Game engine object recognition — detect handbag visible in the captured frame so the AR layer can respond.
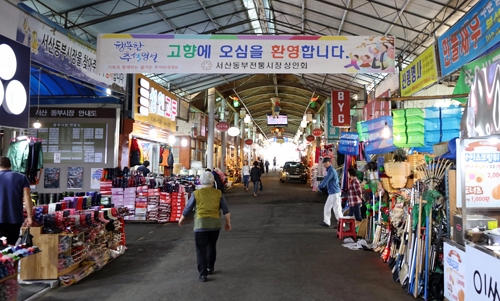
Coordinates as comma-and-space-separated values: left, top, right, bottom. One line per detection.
20, 228, 33, 247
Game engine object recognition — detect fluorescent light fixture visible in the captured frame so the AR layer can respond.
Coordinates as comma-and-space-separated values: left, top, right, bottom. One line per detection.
382, 122, 391, 139
33, 119, 41, 129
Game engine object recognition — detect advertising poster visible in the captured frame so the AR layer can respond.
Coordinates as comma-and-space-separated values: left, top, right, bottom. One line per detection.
400, 46, 438, 96
444, 242, 466, 301
465, 245, 500, 301
325, 100, 340, 141
43, 168, 60, 189
97, 34, 395, 74
438, 0, 500, 76
464, 138, 500, 207
67, 167, 84, 189
90, 168, 103, 190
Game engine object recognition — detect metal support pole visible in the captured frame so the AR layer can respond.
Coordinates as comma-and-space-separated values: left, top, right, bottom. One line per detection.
207, 88, 215, 169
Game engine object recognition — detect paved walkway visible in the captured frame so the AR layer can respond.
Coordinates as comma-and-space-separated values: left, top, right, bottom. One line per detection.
38, 171, 415, 301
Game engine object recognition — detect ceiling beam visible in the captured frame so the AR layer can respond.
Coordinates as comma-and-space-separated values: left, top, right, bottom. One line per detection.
337, 0, 351, 35
385, 0, 412, 35
198, 0, 220, 31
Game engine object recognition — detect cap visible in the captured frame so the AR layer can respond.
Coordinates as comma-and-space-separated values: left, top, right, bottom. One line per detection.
322, 157, 331, 163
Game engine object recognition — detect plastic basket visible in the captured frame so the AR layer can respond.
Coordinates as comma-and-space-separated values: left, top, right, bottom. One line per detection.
339, 139, 358, 146
393, 124, 425, 134
408, 152, 425, 172
359, 116, 393, 133
364, 138, 399, 155
392, 108, 424, 118
393, 116, 425, 127
424, 130, 459, 144
424, 117, 461, 131
390, 176, 408, 189
381, 177, 396, 192
394, 133, 425, 147
338, 144, 359, 155
340, 132, 360, 140
425, 106, 462, 119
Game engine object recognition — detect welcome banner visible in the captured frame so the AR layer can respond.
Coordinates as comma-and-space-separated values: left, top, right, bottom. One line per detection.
96, 34, 395, 74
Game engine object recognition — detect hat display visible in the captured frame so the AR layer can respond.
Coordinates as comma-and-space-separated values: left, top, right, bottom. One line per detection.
322, 157, 331, 163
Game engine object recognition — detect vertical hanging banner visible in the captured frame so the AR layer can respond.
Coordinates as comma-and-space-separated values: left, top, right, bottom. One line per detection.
331, 91, 350, 127
438, 0, 500, 76
400, 46, 438, 96
325, 99, 340, 141
96, 34, 395, 74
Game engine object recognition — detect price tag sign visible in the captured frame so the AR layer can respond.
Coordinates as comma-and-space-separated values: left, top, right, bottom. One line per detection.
464, 138, 500, 207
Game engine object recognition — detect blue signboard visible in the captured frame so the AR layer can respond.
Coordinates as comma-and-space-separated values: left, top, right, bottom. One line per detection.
438, 0, 500, 76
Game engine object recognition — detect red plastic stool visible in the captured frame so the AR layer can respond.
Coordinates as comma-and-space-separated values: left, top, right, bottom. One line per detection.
337, 217, 356, 240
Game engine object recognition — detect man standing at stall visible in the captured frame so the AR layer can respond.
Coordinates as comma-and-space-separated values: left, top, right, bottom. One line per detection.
318, 157, 342, 228
0, 157, 33, 245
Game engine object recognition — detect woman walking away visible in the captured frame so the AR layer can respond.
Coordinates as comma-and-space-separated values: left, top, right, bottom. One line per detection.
250, 161, 262, 197
242, 160, 251, 192
178, 172, 231, 282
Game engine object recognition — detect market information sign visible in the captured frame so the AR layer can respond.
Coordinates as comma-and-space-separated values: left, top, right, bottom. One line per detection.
463, 138, 500, 208
0, 33, 30, 129
132, 74, 176, 131
400, 46, 438, 96
465, 244, 500, 301
30, 107, 116, 119
16, 7, 126, 93
438, 0, 500, 77
444, 242, 466, 301
30, 123, 108, 164
96, 34, 395, 74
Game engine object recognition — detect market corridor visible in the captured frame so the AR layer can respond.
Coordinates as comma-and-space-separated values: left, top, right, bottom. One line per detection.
38, 172, 414, 301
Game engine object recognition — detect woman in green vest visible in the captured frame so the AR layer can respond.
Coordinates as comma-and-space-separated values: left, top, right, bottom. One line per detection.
179, 171, 231, 282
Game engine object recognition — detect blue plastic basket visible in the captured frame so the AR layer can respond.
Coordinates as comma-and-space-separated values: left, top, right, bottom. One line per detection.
358, 116, 393, 133
424, 129, 459, 144
425, 106, 462, 119
424, 117, 461, 131
364, 138, 399, 155
339, 144, 359, 155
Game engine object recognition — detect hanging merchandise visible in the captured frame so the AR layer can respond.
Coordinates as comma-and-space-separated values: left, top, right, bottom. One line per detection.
6, 136, 44, 185
129, 138, 141, 167
360, 116, 398, 155
392, 109, 425, 148
424, 106, 462, 149
338, 132, 359, 156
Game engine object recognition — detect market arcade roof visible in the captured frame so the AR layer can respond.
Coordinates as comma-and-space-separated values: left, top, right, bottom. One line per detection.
19, 0, 479, 138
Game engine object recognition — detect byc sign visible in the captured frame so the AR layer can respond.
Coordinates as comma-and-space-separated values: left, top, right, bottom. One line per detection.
331, 90, 350, 127
137, 77, 177, 121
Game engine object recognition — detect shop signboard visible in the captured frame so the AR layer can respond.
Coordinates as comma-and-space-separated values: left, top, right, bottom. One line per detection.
465, 244, 500, 301
96, 34, 395, 74
400, 46, 438, 96
444, 242, 466, 301
463, 137, 500, 208
30, 107, 116, 119
331, 91, 350, 127
438, 0, 500, 77
465, 61, 500, 138
453, 43, 500, 103
362, 100, 391, 121
216, 121, 230, 131
306, 135, 315, 142
325, 99, 340, 141
0, 33, 30, 129
132, 74, 177, 132
16, 8, 126, 93
312, 128, 323, 137
244, 139, 253, 145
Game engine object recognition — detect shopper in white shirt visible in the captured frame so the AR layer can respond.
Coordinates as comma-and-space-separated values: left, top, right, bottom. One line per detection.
242, 160, 251, 192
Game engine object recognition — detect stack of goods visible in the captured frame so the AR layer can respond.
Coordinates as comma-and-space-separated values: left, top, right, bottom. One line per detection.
123, 187, 137, 220
359, 116, 398, 154
134, 185, 149, 221
169, 186, 188, 222
158, 192, 172, 223
424, 106, 462, 154
59, 264, 95, 287
146, 188, 160, 221
0, 278, 18, 301
338, 132, 360, 156
392, 108, 425, 148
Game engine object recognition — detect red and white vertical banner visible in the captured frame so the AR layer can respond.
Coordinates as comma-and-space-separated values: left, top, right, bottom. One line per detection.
331, 91, 350, 127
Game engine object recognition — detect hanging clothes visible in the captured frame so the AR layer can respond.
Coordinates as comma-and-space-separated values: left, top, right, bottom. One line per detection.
130, 138, 141, 167
6, 138, 43, 185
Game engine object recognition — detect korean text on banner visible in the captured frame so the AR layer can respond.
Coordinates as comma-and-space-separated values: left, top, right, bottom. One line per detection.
96, 34, 395, 74
16, 8, 126, 93
465, 245, 500, 301
443, 242, 466, 301
331, 91, 350, 127
400, 46, 438, 96
325, 100, 340, 141
438, 0, 500, 76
